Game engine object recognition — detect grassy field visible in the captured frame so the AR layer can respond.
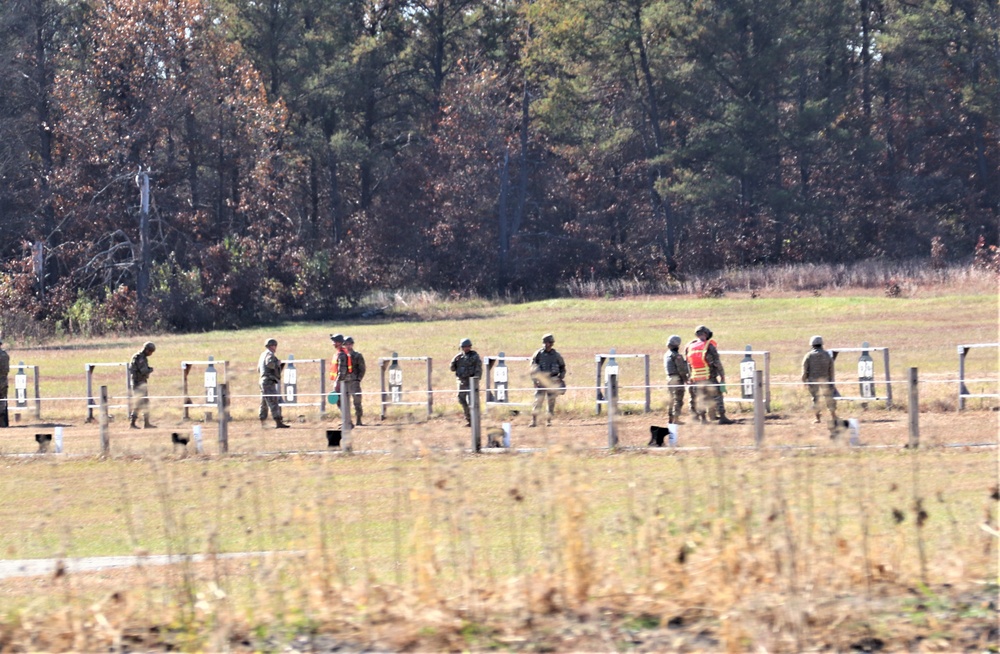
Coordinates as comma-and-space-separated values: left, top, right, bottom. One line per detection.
1, 287, 997, 424
0, 446, 995, 651
0, 288, 997, 651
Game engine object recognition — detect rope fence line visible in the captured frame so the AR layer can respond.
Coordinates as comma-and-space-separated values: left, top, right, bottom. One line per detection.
5, 375, 999, 405
4, 366, 998, 457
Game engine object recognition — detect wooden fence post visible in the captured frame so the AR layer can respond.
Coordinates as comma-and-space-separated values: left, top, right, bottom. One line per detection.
217, 383, 229, 454
607, 374, 619, 449
470, 377, 481, 452
753, 370, 765, 447
99, 385, 110, 456
908, 367, 919, 449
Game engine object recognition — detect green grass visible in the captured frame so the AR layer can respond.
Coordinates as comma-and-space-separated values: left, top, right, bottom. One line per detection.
0, 289, 996, 651
0, 448, 991, 565
4, 290, 997, 424
0, 438, 996, 651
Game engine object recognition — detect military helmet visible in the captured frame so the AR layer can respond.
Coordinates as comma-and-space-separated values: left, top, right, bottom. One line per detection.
668, 335, 682, 348
344, 336, 354, 344
810, 335, 823, 347
695, 325, 711, 337
265, 338, 278, 347
542, 333, 555, 344
330, 333, 344, 344
460, 338, 472, 348
143, 341, 156, 352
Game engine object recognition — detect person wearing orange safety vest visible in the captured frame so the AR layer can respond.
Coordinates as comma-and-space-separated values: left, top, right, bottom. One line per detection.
684, 325, 734, 425
329, 333, 345, 418
335, 336, 366, 426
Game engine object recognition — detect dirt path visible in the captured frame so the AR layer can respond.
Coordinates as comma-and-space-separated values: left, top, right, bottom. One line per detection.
0, 551, 285, 580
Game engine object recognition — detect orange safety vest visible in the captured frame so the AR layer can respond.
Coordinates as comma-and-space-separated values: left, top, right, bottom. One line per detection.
686, 338, 717, 381
330, 346, 348, 380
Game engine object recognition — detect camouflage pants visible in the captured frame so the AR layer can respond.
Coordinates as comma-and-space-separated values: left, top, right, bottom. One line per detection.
692, 379, 726, 420
667, 375, 686, 422
259, 380, 283, 422
338, 379, 363, 422
808, 382, 838, 428
533, 389, 559, 419
457, 378, 479, 423
130, 382, 150, 420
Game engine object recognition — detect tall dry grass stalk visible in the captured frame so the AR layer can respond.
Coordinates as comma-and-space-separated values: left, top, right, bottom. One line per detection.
0, 445, 994, 652
562, 260, 998, 298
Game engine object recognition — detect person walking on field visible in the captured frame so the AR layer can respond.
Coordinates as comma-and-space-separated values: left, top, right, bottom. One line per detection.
258, 338, 290, 428
663, 335, 689, 424
802, 335, 839, 435
328, 333, 345, 419
129, 342, 157, 429
0, 339, 9, 428
530, 333, 566, 427
685, 326, 734, 425
336, 336, 366, 426
451, 338, 483, 426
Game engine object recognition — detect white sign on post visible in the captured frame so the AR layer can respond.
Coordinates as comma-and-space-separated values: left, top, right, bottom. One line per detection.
14, 369, 27, 406
739, 359, 755, 398
858, 355, 875, 398
389, 366, 403, 403
493, 365, 508, 402
205, 370, 217, 404
283, 361, 298, 403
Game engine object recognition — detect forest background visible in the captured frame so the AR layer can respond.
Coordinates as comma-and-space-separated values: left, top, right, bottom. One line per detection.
0, 0, 997, 338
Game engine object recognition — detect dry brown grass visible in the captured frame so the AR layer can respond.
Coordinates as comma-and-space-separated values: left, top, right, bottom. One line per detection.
0, 281, 996, 652
0, 428, 995, 652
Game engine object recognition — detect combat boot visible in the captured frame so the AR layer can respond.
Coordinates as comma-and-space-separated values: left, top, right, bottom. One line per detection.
698, 413, 707, 424
355, 409, 364, 426
717, 415, 735, 425
814, 412, 822, 424
143, 415, 157, 429
529, 416, 537, 428
275, 419, 290, 429
129, 414, 139, 430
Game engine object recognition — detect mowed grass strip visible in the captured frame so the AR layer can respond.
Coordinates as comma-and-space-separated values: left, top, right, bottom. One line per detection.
0, 448, 992, 570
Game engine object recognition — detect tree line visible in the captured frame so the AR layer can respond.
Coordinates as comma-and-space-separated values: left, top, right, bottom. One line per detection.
0, 0, 996, 336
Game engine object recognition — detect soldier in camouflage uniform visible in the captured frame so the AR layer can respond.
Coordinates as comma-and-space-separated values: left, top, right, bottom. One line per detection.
450, 338, 483, 426
801, 335, 838, 434
258, 338, 290, 428
685, 326, 734, 425
0, 339, 9, 428
663, 335, 689, 424
530, 333, 566, 427
129, 342, 156, 429
336, 336, 366, 426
